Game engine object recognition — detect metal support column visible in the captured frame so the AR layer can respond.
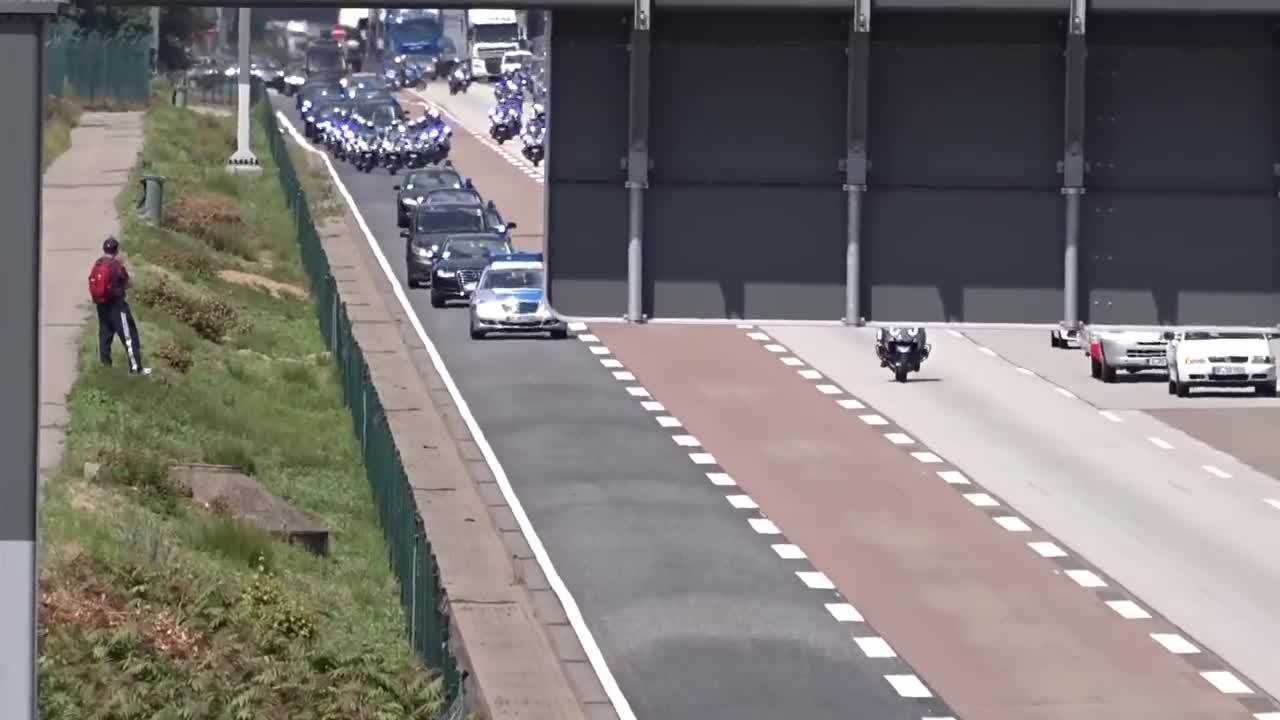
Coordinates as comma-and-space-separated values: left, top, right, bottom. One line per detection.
149, 6, 160, 73
227, 6, 260, 174
0, 5, 62, 718
624, 0, 651, 323
1061, 0, 1087, 330
843, 0, 870, 325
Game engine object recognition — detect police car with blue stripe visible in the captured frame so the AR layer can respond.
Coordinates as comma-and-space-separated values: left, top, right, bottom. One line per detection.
468, 253, 568, 340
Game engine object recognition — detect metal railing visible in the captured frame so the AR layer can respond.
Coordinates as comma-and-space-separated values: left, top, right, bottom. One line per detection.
46, 30, 150, 106
256, 86, 465, 703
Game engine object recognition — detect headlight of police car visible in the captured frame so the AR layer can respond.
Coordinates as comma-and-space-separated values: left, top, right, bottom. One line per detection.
412, 246, 431, 258
402, 197, 421, 206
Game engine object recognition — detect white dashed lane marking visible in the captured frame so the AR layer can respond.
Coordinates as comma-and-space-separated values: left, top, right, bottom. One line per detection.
1265, 498, 1280, 511
1148, 437, 1175, 450
1203, 465, 1232, 479
1151, 633, 1200, 655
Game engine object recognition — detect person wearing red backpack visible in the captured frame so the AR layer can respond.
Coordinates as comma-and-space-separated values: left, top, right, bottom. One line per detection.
89, 237, 150, 376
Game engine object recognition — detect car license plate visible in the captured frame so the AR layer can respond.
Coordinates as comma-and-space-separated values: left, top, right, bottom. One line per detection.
1147, 357, 1165, 366
463, 282, 476, 292
1213, 365, 1244, 375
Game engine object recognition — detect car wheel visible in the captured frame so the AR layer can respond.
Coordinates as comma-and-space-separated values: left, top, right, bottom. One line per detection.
1168, 380, 1177, 395
407, 278, 419, 289
430, 292, 446, 308
1050, 332, 1061, 349
1101, 364, 1117, 383
1256, 381, 1277, 397
549, 328, 568, 340
1090, 358, 1102, 379
1176, 382, 1190, 398
469, 319, 485, 340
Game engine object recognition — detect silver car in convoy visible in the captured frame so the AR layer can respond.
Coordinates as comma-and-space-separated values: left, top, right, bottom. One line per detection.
1085, 327, 1168, 382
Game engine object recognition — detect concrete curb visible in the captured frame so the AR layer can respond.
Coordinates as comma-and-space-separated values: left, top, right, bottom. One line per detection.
294, 147, 605, 720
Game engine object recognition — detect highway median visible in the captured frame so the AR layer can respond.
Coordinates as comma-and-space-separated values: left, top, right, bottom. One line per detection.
40, 92, 454, 718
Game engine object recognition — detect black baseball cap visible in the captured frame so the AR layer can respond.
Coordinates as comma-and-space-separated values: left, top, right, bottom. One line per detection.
103, 236, 119, 254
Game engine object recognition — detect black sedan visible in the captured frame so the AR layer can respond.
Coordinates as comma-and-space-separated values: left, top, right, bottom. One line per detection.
404, 203, 512, 289
394, 166, 467, 228
418, 189, 508, 232
296, 80, 344, 112
428, 233, 514, 308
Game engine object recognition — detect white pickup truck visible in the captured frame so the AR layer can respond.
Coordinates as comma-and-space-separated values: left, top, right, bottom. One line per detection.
1082, 326, 1169, 383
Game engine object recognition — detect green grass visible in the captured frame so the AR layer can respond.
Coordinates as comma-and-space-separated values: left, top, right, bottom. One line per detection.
39, 98, 446, 719
44, 96, 83, 171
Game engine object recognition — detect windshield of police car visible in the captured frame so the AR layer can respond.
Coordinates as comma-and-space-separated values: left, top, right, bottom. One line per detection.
482, 268, 543, 290
415, 208, 484, 233
442, 237, 511, 259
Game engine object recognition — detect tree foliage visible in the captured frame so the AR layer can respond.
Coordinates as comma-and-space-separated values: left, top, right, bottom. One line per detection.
56, 1, 209, 70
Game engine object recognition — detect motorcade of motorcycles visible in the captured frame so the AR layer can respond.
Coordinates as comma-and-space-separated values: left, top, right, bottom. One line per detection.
875, 326, 931, 382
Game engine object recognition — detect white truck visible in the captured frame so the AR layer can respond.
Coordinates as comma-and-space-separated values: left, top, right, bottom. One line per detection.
465, 9, 525, 80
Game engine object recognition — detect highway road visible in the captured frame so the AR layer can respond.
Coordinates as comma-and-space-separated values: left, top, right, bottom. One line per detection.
763, 325, 1280, 708
274, 80, 1280, 720
271, 92, 951, 720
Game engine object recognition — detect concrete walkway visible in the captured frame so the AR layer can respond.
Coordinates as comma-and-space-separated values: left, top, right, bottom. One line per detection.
39, 112, 145, 485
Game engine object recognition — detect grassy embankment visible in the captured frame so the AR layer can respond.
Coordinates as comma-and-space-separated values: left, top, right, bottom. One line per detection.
39, 96, 444, 718
45, 96, 83, 171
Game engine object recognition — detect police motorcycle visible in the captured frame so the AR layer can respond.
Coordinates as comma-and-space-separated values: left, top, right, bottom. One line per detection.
330, 114, 360, 160
488, 99, 523, 145
380, 125, 408, 175
448, 64, 471, 95
875, 326, 931, 383
492, 75, 523, 104
418, 108, 452, 164
520, 104, 546, 166
352, 122, 381, 173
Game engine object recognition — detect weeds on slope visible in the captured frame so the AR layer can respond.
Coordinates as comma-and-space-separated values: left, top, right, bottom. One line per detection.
44, 96, 83, 170
39, 99, 445, 719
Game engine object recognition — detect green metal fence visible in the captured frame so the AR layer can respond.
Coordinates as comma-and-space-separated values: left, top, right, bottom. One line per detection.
46, 31, 150, 106
255, 90, 465, 704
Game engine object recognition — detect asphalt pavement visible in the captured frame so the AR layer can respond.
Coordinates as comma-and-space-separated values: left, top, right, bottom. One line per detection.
271, 92, 935, 719
765, 325, 1280, 706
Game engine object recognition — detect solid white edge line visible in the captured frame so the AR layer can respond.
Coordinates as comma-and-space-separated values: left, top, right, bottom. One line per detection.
276, 112, 638, 720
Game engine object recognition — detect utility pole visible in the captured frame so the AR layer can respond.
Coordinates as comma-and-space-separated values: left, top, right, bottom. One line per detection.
226, 6, 260, 175
149, 6, 160, 73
